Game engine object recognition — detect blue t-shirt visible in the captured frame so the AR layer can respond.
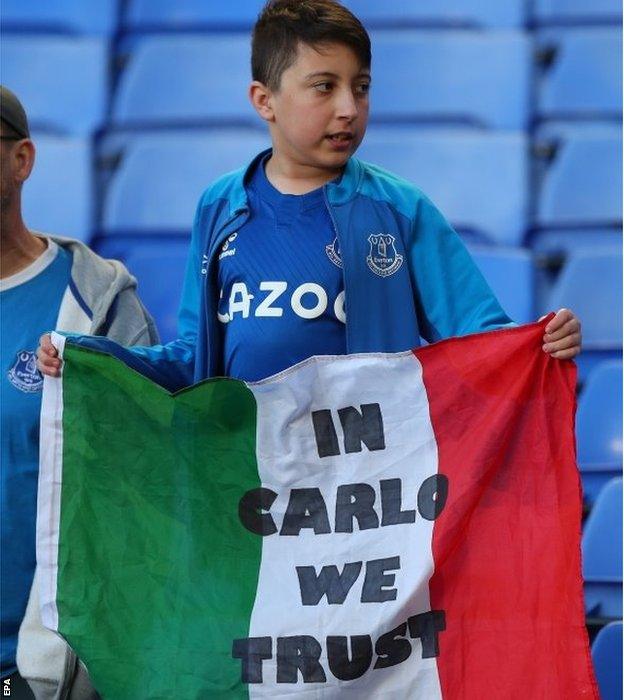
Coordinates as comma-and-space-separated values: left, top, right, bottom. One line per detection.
0, 240, 72, 675
217, 160, 346, 381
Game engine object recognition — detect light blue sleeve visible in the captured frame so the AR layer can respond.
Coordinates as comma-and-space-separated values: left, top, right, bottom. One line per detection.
69, 198, 206, 393
407, 196, 514, 343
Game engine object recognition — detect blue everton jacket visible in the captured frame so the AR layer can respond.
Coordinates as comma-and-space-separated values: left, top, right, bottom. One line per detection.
73, 151, 513, 391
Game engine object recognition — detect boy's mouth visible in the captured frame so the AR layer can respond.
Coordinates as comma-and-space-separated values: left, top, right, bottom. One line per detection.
326, 132, 354, 144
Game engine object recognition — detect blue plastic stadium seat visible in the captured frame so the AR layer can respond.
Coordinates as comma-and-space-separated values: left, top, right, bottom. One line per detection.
534, 0, 621, 25
537, 28, 622, 119
592, 622, 623, 700
343, 1, 525, 28
95, 239, 189, 344
530, 228, 621, 257
545, 248, 622, 380
577, 361, 623, 504
357, 128, 528, 246
1, 0, 117, 34
582, 477, 622, 619
124, 0, 524, 30
112, 35, 256, 128
0, 37, 108, 135
102, 130, 269, 235
369, 30, 530, 129
535, 124, 622, 228
468, 247, 534, 324
22, 135, 92, 243
123, 0, 263, 31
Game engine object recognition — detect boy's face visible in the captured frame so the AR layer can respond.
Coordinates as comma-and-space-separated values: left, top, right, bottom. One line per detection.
257, 41, 370, 175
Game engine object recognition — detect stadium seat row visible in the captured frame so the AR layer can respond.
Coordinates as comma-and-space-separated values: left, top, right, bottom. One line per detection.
1, 29, 621, 134
592, 622, 622, 700
1, 0, 621, 34
583, 477, 622, 620
576, 360, 623, 502
22, 128, 621, 249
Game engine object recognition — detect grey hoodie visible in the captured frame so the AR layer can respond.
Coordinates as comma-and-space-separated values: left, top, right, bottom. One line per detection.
16, 235, 159, 700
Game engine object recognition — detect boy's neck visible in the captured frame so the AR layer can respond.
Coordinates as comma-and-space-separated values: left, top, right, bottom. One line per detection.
264, 153, 343, 195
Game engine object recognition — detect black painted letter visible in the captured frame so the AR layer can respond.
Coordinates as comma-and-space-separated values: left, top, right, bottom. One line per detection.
417, 474, 449, 521
335, 483, 379, 533
276, 636, 327, 683
280, 488, 331, 536
312, 409, 340, 458
232, 637, 272, 683
338, 404, 386, 454
361, 556, 401, 603
296, 562, 362, 605
380, 479, 416, 526
239, 488, 278, 536
327, 636, 373, 680
408, 610, 446, 658
373, 622, 412, 669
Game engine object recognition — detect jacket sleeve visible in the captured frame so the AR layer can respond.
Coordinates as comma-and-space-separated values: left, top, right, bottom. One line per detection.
406, 195, 515, 343
70, 198, 206, 393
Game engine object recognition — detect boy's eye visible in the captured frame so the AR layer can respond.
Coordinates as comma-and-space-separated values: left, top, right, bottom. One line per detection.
356, 82, 371, 95
314, 82, 333, 93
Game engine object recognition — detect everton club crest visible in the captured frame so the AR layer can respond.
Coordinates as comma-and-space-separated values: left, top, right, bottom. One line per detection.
366, 234, 404, 277
8, 350, 43, 393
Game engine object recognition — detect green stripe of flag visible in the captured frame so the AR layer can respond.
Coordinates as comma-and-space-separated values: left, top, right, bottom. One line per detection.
57, 344, 260, 699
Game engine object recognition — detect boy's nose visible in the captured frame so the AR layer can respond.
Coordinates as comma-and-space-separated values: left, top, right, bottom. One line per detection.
335, 89, 359, 121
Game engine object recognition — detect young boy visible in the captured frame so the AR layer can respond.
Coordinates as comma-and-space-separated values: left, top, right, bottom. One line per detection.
38, 0, 581, 385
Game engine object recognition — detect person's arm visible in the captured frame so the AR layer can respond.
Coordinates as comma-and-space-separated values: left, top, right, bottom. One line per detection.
405, 195, 582, 358
406, 195, 514, 343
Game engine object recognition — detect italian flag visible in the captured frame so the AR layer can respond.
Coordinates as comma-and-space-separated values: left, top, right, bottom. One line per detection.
37, 321, 597, 698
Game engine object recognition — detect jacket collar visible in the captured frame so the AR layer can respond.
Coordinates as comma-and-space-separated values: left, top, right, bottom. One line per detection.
235, 149, 363, 210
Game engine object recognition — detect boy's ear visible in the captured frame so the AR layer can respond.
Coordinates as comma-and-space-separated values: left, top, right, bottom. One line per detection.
249, 81, 275, 122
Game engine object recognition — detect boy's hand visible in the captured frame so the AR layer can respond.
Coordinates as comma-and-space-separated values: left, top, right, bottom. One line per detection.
37, 333, 62, 377
542, 309, 582, 360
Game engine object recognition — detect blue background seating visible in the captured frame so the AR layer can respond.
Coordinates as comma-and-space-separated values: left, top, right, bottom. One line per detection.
123, 0, 525, 32
537, 28, 622, 118
1, 0, 117, 35
123, 0, 263, 32
111, 35, 256, 128
576, 361, 622, 504
22, 136, 92, 243
591, 622, 623, 700
345, 0, 525, 28
534, 0, 622, 25
469, 247, 534, 324
582, 477, 623, 619
535, 124, 622, 228
369, 30, 530, 129
529, 228, 621, 257
102, 130, 269, 235
0, 36, 108, 135
358, 128, 528, 246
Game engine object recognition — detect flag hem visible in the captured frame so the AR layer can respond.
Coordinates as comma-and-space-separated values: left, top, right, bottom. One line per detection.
36, 331, 67, 631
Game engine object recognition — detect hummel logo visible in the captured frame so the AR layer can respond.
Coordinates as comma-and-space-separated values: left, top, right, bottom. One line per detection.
219, 232, 238, 261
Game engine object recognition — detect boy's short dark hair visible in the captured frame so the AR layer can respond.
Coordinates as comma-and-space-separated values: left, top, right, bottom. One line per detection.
252, 0, 371, 91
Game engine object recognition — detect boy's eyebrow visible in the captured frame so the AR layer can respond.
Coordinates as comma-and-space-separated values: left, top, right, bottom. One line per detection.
304, 70, 371, 81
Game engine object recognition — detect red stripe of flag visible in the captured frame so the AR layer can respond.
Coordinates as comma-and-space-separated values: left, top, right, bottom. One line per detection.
416, 320, 598, 699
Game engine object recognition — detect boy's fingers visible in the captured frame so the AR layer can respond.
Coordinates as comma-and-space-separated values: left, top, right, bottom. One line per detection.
543, 317, 581, 343
548, 347, 580, 360
543, 332, 581, 355
544, 308, 574, 334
